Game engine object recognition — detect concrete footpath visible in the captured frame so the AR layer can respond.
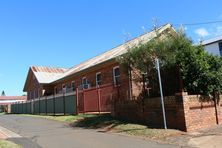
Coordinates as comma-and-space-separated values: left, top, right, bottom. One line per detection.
0, 125, 21, 139
167, 125, 222, 148
0, 114, 179, 148
0, 123, 40, 148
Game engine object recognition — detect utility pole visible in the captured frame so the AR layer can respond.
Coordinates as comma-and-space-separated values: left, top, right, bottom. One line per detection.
155, 58, 167, 129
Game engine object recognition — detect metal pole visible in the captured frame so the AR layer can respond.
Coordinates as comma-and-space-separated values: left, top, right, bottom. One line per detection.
155, 58, 167, 129
53, 94, 55, 116
63, 91, 66, 115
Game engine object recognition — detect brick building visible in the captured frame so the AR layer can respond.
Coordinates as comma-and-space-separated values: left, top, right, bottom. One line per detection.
24, 23, 175, 98
21, 23, 222, 131
23, 23, 179, 113
0, 96, 27, 112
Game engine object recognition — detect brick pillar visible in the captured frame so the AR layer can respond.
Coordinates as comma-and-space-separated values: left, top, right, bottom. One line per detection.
7, 104, 11, 113
175, 92, 189, 131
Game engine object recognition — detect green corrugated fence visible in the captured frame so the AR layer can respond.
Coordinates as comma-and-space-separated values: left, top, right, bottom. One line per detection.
11, 94, 77, 115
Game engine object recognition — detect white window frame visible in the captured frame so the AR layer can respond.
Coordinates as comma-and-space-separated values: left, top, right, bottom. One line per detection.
96, 72, 102, 87
82, 77, 89, 89
113, 66, 120, 86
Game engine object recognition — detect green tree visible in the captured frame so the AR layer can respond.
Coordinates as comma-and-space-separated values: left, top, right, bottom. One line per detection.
119, 30, 222, 98
1, 91, 5, 96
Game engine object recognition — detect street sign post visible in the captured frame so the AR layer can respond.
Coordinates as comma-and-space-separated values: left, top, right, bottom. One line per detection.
155, 58, 167, 129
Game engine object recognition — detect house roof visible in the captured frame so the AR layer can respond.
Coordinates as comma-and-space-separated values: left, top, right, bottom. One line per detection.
201, 36, 222, 45
0, 96, 27, 105
31, 66, 68, 84
53, 23, 174, 83
0, 96, 27, 101
23, 66, 68, 91
23, 23, 175, 91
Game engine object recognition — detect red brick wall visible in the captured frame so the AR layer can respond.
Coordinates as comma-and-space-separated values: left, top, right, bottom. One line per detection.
27, 71, 43, 100
112, 93, 222, 132
113, 95, 187, 130
183, 95, 222, 131
53, 61, 132, 100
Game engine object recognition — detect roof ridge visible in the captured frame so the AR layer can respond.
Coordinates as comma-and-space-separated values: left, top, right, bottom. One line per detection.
64, 23, 172, 75
31, 65, 69, 70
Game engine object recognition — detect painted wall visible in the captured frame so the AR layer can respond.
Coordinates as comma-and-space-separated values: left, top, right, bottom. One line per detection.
204, 42, 220, 56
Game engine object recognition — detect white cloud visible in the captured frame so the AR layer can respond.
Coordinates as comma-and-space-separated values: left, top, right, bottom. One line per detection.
214, 26, 222, 36
194, 28, 210, 37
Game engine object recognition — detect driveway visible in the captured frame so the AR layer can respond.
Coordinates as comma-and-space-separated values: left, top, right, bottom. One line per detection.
167, 125, 222, 148
0, 114, 179, 148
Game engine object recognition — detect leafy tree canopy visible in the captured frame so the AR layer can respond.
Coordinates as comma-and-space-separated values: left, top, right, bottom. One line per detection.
119, 29, 222, 97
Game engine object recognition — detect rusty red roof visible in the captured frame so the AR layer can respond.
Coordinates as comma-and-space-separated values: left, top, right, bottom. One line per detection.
0, 96, 27, 100
31, 66, 67, 73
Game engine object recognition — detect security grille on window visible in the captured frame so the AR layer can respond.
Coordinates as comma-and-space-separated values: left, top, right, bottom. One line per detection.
96, 72, 102, 87
113, 66, 120, 85
82, 77, 89, 89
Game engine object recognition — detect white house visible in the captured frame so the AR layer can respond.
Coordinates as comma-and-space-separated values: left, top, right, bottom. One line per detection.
201, 36, 222, 56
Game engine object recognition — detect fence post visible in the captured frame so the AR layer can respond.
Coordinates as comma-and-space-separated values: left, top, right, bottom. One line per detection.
25, 102, 28, 114
45, 96, 47, 115
97, 89, 101, 114
63, 92, 66, 115
83, 90, 85, 114
32, 100, 34, 114
22, 102, 23, 114
17, 103, 18, 114
76, 88, 79, 115
53, 94, 55, 116
39, 97, 40, 115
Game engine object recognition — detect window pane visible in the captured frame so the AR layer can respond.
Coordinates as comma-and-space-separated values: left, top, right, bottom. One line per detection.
96, 73, 102, 86
71, 82, 75, 89
82, 78, 87, 85
114, 68, 120, 76
115, 76, 120, 85
113, 67, 120, 85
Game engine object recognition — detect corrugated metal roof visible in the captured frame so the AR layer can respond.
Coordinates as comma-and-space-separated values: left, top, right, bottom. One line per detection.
201, 36, 222, 45
25, 24, 174, 87
31, 66, 68, 84
58, 24, 173, 81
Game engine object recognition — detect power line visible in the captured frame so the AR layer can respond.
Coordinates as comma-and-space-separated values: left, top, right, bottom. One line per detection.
174, 20, 222, 26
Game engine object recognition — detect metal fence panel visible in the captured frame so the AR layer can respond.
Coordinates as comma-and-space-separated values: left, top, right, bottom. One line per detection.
27, 102, 30, 114
65, 95, 76, 114
47, 98, 54, 114
40, 99, 46, 114
55, 96, 64, 114
34, 100, 40, 114
10, 93, 76, 115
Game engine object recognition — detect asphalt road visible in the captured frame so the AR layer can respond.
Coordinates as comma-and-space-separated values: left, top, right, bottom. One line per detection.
0, 114, 179, 148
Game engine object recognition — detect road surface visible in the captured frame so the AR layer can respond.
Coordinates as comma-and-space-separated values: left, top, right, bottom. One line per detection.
0, 114, 179, 148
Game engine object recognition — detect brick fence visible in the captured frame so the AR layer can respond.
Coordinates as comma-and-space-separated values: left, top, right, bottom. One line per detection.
112, 92, 222, 132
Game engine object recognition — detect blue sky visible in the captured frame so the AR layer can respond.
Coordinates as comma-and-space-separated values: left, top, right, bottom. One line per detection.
0, 0, 222, 95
